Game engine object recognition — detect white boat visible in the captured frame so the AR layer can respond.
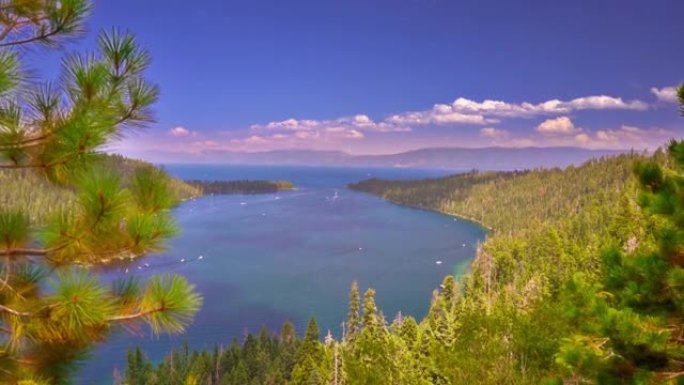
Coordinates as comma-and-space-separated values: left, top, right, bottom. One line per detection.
435, 260, 443, 265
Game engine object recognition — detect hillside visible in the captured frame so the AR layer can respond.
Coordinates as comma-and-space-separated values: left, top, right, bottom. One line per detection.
349, 152, 641, 235
0, 154, 201, 224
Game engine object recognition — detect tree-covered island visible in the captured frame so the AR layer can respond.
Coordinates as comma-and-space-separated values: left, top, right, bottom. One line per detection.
186, 180, 295, 195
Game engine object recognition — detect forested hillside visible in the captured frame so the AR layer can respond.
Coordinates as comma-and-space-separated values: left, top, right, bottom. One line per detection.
349, 152, 646, 234
0, 154, 200, 224
124, 141, 684, 384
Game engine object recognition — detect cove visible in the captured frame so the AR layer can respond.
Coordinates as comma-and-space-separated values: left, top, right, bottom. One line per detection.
78, 165, 487, 383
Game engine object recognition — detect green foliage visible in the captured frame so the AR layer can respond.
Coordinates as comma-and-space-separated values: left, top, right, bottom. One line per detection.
0, 210, 30, 249
0, 155, 200, 227
138, 275, 203, 335
0, 2, 202, 383
555, 140, 684, 383
186, 179, 295, 195
345, 281, 360, 342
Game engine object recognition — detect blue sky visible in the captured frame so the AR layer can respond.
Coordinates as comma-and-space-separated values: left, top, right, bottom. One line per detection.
43, 0, 684, 158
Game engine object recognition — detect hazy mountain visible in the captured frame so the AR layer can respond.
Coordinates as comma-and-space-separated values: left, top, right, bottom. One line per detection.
183, 147, 628, 170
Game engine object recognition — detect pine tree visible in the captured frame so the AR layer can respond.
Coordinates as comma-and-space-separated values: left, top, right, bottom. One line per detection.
301, 317, 322, 360
556, 98, 684, 382
0, 1, 201, 382
361, 288, 379, 332
291, 317, 325, 385
346, 281, 360, 342
345, 289, 396, 385
124, 347, 152, 385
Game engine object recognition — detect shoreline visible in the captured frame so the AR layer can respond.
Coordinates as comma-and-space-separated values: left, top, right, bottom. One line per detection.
361, 193, 495, 232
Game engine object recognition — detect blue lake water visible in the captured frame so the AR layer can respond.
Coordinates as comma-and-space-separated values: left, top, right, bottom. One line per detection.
78, 165, 486, 383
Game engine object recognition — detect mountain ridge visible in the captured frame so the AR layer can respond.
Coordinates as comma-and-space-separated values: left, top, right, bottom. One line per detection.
148, 146, 630, 170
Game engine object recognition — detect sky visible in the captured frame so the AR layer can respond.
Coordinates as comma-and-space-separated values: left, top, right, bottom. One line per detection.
36, 0, 684, 160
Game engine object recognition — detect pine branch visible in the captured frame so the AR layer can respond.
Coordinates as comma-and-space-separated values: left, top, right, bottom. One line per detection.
0, 23, 65, 47
0, 133, 50, 150
107, 307, 164, 322
0, 247, 50, 256
0, 162, 45, 169
0, 303, 31, 316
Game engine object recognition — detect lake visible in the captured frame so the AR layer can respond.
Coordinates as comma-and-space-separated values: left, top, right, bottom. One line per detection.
78, 165, 486, 383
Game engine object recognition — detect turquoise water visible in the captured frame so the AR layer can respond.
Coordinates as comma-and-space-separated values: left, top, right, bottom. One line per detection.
78, 166, 486, 383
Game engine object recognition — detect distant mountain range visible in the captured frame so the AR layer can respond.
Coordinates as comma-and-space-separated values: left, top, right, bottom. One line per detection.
169, 147, 628, 170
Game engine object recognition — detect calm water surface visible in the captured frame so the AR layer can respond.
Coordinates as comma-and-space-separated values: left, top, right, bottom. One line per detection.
79, 165, 486, 383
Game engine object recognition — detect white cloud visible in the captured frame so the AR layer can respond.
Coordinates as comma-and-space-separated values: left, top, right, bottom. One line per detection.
169, 126, 193, 137
574, 133, 591, 145
536, 116, 579, 135
449, 95, 647, 117
651, 86, 679, 103
480, 127, 509, 140
153, 90, 659, 154
451, 95, 648, 118
520, 125, 672, 150
251, 114, 410, 135
387, 110, 495, 126
564, 96, 648, 111
345, 129, 365, 139
593, 125, 671, 146
227, 124, 365, 151
383, 94, 648, 128
259, 118, 320, 131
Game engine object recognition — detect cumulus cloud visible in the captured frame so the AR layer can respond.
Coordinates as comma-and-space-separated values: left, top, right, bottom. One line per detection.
169, 126, 193, 137
536, 116, 579, 135
383, 94, 648, 128
152, 89, 659, 154
574, 133, 591, 145
257, 118, 320, 131
480, 127, 509, 140
651, 86, 679, 103
564, 96, 648, 111
251, 114, 410, 138
387, 107, 497, 126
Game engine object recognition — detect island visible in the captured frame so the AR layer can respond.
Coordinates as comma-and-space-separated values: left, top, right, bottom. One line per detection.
186, 179, 295, 195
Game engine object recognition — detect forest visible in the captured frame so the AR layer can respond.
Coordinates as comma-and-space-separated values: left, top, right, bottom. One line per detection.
122, 138, 684, 384
185, 180, 295, 195
0, 154, 201, 225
